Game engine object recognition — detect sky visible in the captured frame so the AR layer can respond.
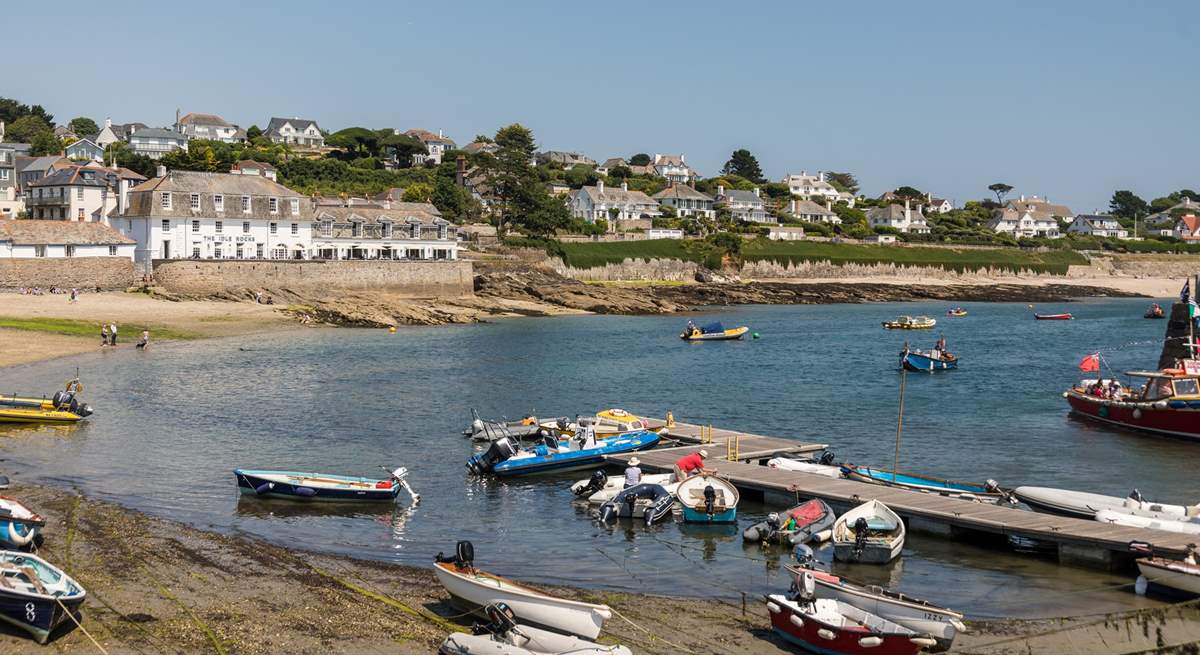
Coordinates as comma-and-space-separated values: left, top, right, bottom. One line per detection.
5, 0, 1197, 212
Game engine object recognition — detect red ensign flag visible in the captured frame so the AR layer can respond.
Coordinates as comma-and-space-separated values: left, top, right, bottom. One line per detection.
1079, 353, 1101, 372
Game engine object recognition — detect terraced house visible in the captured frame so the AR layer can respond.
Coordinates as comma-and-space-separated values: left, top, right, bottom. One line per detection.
310, 205, 459, 261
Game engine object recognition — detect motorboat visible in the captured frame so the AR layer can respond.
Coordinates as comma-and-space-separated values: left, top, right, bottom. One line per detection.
766, 452, 843, 479
1064, 369, 1200, 441
1145, 303, 1166, 319
0, 551, 87, 644
538, 410, 650, 439
1013, 486, 1195, 520
598, 484, 675, 526
570, 470, 677, 504
842, 465, 1010, 504
790, 548, 964, 652
766, 570, 934, 655
899, 346, 957, 372
1095, 510, 1200, 535
0, 497, 44, 549
0, 379, 92, 424
833, 500, 905, 564
1137, 555, 1200, 597
467, 426, 659, 477
234, 467, 419, 504
676, 474, 739, 523
882, 316, 936, 330
464, 409, 542, 442
438, 602, 632, 655
433, 542, 613, 640
742, 499, 834, 547
680, 321, 749, 341
1034, 313, 1073, 320
946, 308, 967, 317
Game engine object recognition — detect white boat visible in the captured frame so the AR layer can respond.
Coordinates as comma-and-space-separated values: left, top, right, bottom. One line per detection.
766, 457, 842, 479
439, 603, 631, 655
676, 474, 739, 523
433, 543, 612, 640
539, 409, 649, 439
832, 500, 905, 564
570, 470, 677, 504
1094, 510, 1200, 535
1137, 556, 1200, 596
1014, 486, 1195, 520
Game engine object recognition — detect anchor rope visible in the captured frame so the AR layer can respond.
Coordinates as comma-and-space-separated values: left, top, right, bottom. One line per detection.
55, 596, 110, 655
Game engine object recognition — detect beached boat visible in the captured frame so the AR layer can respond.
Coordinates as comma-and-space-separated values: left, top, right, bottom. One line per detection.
0, 380, 92, 424
468, 429, 659, 477
742, 499, 834, 547
899, 348, 957, 372
1145, 303, 1165, 319
833, 500, 905, 564
598, 484, 675, 526
946, 308, 967, 317
439, 602, 632, 655
766, 454, 843, 479
1095, 510, 1200, 535
842, 465, 1009, 503
1137, 555, 1200, 597
680, 321, 749, 341
538, 409, 649, 439
571, 469, 676, 504
1065, 369, 1200, 441
1013, 486, 1194, 520
676, 474, 739, 523
1034, 313, 1073, 320
464, 409, 542, 442
0, 551, 87, 644
0, 497, 44, 549
234, 467, 420, 504
766, 571, 933, 655
433, 542, 613, 640
882, 316, 936, 330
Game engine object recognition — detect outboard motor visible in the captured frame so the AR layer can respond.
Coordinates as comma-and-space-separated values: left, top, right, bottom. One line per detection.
818, 450, 836, 466
853, 517, 869, 556
703, 484, 716, 515
574, 470, 608, 497
469, 418, 484, 437
77, 403, 93, 417
793, 543, 817, 567
984, 479, 1000, 493
435, 540, 476, 568
477, 602, 518, 636
1129, 488, 1145, 504
466, 437, 518, 475
764, 512, 781, 543
555, 417, 570, 431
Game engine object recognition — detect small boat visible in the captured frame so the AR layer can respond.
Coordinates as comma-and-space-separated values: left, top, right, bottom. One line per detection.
1137, 555, 1200, 597
598, 484, 675, 526
1064, 369, 1200, 441
1034, 313, 1073, 320
842, 465, 1010, 504
234, 467, 420, 504
766, 452, 843, 479
882, 316, 936, 330
743, 499, 835, 547
571, 469, 676, 504
680, 321, 749, 341
468, 428, 659, 477
833, 500, 905, 564
464, 409, 542, 442
1013, 486, 1194, 520
945, 308, 967, 317
1145, 303, 1166, 319
766, 570, 934, 655
899, 348, 957, 372
0, 497, 45, 549
0, 379, 92, 424
1095, 509, 1200, 535
790, 550, 964, 652
676, 474, 739, 523
439, 602, 632, 655
433, 542, 612, 640
0, 551, 87, 644
539, 409, 649, 439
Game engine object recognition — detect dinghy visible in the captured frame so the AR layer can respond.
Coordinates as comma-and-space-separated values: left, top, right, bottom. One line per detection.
0, 497, 44, 549
234, 467, 419, 504
0, 551, 86, 644
1034, 313, 1073, 320
676, 474, 739, 523
439, 602, 632, 655
0, 379, 93, 424
946, 308, 967, 317
1013, 486, 1194, 520
433, 542, 612, 640
1094, 510, 1200, 535
598, 484, 675, 526
842, 465, 1010, 503
833, 500, 905, 564
882, 316, 936, 330
766, 570, 933, 655
468, 427, 659, 477
570, 470, 677, 504
742, 499, 834, 547
899, 347, 957, 372
1137, 555, 1200, 597
680, 321, 749, 341
766, 451, 843, 479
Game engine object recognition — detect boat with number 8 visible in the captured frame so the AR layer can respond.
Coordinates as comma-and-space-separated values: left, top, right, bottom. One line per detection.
0, 551, 87, 644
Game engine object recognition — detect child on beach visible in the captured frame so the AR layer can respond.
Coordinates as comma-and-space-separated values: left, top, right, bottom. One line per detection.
100, 324, 109, 347
136, 330, 150, 351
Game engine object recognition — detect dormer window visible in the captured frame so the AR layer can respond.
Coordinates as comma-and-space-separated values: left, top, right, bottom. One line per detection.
214, 194, 224, 212
351, 221, 363, 238
190, 193, 200, 210
290, 198, 299, 215
381, 222, 392, 238
160, 192, 171, 210
242, 196, 251, 213
409, 221, 420, 239
320, 220, 333, 237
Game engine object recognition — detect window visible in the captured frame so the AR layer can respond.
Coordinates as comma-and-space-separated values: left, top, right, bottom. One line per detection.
214, 245, 222, 258
381, 222, 392, 238
160, 192, 171, 209
241, 196, 250, 213
34, 245, 46, 257
409, 222, 420, 238
236, 244, 244, 259
192, 220, 200, 233
190, 193, 200, 210
76, 188, 83, 201
351, 221, 362, 237
77, 209, 84, 220
65, 245, 76, 257
291, 223, 298, 236
320, 221, 332, 237
108, 245, 118, 256
256, 243, 264, 258
192, 246, 201, 258
269, 197, 278, 214
161, 219, 170, 232
270, 222, 277, 235
214, 194, 224, 212
215, 221, 223, 234
242, 221, 250, 233
289, 198, 299, 215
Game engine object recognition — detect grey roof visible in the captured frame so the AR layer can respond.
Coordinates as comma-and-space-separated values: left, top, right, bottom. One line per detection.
314, 204, 445, 223
720, 189, 763, 204
1074, 214, 1122, 226
0, 142, 32, 154
0, 219, 134, 245
16, 155, 68, 174
265, 117, 319, 136
129, 127, 187, 140
868, 204, 927, 222
1005, 197, 1073, 219
178, 112, 232, 127
129, 170, 303, 197
29, 166, 113, 188
577, 185, 657, 205
789, 199, 835, 216
653, 184, 713, 202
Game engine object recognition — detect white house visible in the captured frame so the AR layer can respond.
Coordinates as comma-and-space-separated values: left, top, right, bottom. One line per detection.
1172, 215, 1200, 241
0, 218, 135, 260
987, 207, 1061, 238
26, 165, 146, 224
1005, 195, 1073, 222
128, 128, 189, 160
767, 226, 806, 241
781, 171, 855, 207
866, 200, 931, 234
569, 181, 660, 229
646, 228, 684, 240
787, 198, 840, 224
652, 183, 715, 218
715, 185, 770, 223
1067, 214, 1128, 238
231, 160, 278, 182
176, 112, 244, 143
404, 129, 456, 165
265, 117, 324, 148
925, 195, 953, 214
310, 205, 458, 260
651, 154, 697, 184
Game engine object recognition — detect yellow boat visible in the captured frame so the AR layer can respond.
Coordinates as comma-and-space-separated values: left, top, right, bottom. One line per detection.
539, 408, 649, 438
0, 380, 93, 424
680, 321, 750, 341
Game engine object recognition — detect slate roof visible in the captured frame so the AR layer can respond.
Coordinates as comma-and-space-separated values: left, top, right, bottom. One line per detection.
30, 166, 112, 188
233, 160, 276, 171
16, 156, 71, 174
1005, 197, 1073, 220
577, 185, 657, 205
652, 184, 713, 202
373, 188, 406, 202
462, 142, 498, 155
405, 129, 455, 145
129, 170, 302, 197
789, 199, 836, 216
129, 127, 187, 140
314, 204, 445, 224
868, 204, 928, 223
0, 218, 134, 245
265, 117, 319, 136
720, 189, 764, 205
178, 112, 232, 127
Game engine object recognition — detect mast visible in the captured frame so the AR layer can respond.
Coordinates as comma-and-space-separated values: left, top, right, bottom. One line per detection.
894, 367, 907, 475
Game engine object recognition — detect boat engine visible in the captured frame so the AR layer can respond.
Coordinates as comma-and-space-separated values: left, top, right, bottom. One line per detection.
599, 501, 617, 524
793, 544, 817, 567
435, 540, 476, 568
476, 602, 518, 637
853, 517, 869, 557
466, 437, 518, 475
703, 484, 716, 515
574, 470, 608, 497
763, 512, 781, 543
818, 450, 836, 466
1129, 488, 1145, 503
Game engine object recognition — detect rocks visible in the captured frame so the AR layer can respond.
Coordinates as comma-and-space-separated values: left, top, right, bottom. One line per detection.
474, 267, 684, 315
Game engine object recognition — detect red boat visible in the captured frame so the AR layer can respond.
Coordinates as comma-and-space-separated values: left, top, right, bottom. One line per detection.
1065, 370, 1200, 440
1035, 313, 1073, 320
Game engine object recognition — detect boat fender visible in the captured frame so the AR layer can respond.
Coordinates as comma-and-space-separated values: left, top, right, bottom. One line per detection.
6, 522, 34, 547
811, 529, 832, 543
1135, 575, 1148, 596
950, 619, 968, 632
909, 637, 938, 647
254, 482, 274, 495
1133, 408, 1143, 419
295, 486, 317, 497
789, 615, 804, 628
817, 628, 837, 641
858, 636, 883, 648
766, 601, 781, 614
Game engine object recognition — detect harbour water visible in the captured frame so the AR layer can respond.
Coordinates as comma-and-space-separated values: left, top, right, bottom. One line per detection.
1, 298, 1194, 620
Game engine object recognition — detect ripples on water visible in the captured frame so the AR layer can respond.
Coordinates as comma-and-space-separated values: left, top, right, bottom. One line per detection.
0, 298, 1193, 618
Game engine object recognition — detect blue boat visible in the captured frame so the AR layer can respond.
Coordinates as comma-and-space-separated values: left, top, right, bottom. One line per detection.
899, 347, 957, 372
467, 429, 660, 477
841, 464, 1011, 503
234, 467, 419, 503
0, 498, 42, 549
677, 474, 739, 523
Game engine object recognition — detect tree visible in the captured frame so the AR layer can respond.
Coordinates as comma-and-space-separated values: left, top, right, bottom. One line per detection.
29, 132, 62, 156
629, 153, 651, 166
472, 134, 493, 144
721, 148, 764, 183
246, 124, 263, 140
402, 183, 434, 202
1109, 190, 1149, 219
105, 142, 157, 178
326, 127, 380, 157
988, 183, 1013, 204
381, 133, 426, 168
0, 98, 53, 129
5, 115, 53, 143
824, 172, 859, 195
893, 186, 925, 201
607, 165, 631, 179
68, 117, 98, 136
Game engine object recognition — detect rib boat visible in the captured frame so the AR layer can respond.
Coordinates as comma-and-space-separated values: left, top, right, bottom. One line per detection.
598, 484, 675, 526
438, 602, 631, 655
742, 499, 834, 547
680, 321, 749, 341
882, 316, 936, 330
0, 551, 87, 644
0, 382, 92, 424
468, 428, 659, 477
538, 409, 649, 439
833, 500, 905, 564
1013, 486, 1194, 520
571, 470, 676, 504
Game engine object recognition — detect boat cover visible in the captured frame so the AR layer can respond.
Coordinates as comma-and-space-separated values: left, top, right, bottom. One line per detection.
700, 322, 725, 334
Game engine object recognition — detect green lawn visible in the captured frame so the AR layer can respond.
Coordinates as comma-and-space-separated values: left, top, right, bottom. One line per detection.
0, 317, 200, 341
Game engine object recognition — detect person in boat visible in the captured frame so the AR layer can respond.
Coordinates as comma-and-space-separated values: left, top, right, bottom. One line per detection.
673, 449, 713, 481
933, 334, 947, 360
624, 457, 642, 488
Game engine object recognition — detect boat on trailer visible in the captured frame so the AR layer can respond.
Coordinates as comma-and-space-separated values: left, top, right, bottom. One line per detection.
833, 500, 905, 564
842, 464, 1010, 504
234, 467, 419, 504
0, 551, 87, 644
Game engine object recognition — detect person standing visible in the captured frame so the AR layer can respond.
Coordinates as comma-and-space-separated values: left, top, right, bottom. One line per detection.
109, 322, 118, 346
69, 288, 78, 303
100, 324, 109, 347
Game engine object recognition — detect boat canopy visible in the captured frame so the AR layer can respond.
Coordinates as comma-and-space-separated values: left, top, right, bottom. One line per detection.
700, 322, 725, 334
1125, 370, 1200, 379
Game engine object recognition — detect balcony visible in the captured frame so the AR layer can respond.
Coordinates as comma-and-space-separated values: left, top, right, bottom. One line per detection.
25, 194, 70, 207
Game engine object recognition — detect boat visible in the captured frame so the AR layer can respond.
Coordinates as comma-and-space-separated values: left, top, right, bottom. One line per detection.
598, 484, 675, 526
0, 497, 44, 549
1137, 555, 1200, 597
833, 500, 905, 564
766, 570, 934, 655
234, 467, 420, 504
1064, 369, 1200, 441
946, 308, 967, 317
538, 409, 650, 439
1095, 509, 1200, 535
742, 499, 835, 547
464, 409, 542, 442
0, 551, 87, 644
0, 379, 92, 424
1034, 313, 1073, 320
676, 474, 738, 523
1145, 303, 1166, 319
789, 550, 964, 652
842, 465, 1010, 504
899, 347, 957, 372
468, 427, 659, 477
766, 452, 843, 479
680, 321, 749, 341
570, 469, 676, 504
881, 316, 936, 330
1012, 486, 1194, 520
433, 542, 613, 640
439, 602, 632, 655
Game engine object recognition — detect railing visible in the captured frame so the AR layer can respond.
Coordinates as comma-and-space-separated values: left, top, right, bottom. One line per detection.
24, 195, 70, 206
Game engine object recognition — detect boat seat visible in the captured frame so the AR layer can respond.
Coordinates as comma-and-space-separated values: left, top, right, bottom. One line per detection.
864, 518, 897, 531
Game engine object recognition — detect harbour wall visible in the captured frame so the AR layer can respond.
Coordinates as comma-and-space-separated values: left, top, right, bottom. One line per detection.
151, 259, 474, 298
0, 257, 136, 290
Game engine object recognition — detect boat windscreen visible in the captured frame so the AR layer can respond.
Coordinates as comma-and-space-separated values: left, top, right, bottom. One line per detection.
700, 322, 725, 334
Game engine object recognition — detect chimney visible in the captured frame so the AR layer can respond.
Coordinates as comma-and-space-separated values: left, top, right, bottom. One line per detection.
753, 187, 760, 197
926, 192, 931, 202
1020, 194, 1026, 202
789, 199, 797, 213
156, 164, 167, 178
105, 117, 112, 128
826, 199, 832, 211
175, 108, 180, 129
718, 185, 725, 196
621, 181, 628, 191
438, 129, 444, 138
455, 155, 467, 186
816, 171, 823, 182
598, 180, 604, 193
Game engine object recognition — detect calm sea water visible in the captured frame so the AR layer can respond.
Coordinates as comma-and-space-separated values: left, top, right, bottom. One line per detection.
1, 297, 1194, 619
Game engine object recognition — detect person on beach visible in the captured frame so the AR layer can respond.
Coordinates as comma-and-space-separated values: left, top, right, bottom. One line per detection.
100, 324, 109, 347
136, 330, 150, 351
69, 288, 78, 303
109, 322, 118, 346
624, 457, 642, 488
673, 449, 711, 481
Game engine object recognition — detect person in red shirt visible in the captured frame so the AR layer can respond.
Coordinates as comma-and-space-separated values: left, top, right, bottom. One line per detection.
673, 449, 711, 481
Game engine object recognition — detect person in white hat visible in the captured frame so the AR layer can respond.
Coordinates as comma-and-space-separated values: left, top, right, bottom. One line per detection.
623, 456, 642, 488
673, 449, 712, 482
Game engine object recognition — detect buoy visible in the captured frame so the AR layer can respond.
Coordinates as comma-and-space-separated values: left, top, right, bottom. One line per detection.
388, 326, 397, 333
6, 522, 34, 547
752, 332, 760, 339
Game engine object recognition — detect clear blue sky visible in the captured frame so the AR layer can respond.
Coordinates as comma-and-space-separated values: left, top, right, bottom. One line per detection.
7, 0, 1197, 211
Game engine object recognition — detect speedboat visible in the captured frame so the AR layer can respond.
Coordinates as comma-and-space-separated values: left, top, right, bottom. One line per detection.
1137, 554, 1200, 597
433, 542, 613, 640
571, 469, 676, 504
766, 452, 843, 479
1034, 312, 1073, 320
0, 380, 92, 424
833, 500, 905, 564
680, 321, 749, 341
234, 467, 419, 504
538, 409, 649, 439
742, 499, 834, 547
1065, 369, 1200, 441
882, 316, 936, 330
1095, 510, 1200, 535
598, 484, 675, 526
1013, 486, 1195, 520
439, 602, 632, 655
766, 570, 935, 655
468, 427, 659, 477
0, 497, 44, 549
676, 474, 739, 523
1145, 303, 1166, 319
0, 551, 87, 644
842, 465, 1010, 504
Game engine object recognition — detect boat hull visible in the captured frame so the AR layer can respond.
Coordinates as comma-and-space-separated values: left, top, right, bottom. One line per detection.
1066, 391, 1200, 441
682, 326, 749, 341
766, 458, 842, 478
766, 595, 923, 655
0, 590, 83, 644
0, 409, 83, 424
492, 432, 660, 477
1137, 558, 1200, 596
677, 475, 740, 524
234, 470, 401, 502
899, 351, 957, 372
833, 500, 905, 564
1034, 314, 1073, 320
842, 465, 1004, 502
681, 506, 737, 523
1013, 485, 1188, 520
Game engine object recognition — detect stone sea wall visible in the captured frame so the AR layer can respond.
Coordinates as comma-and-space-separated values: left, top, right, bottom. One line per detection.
0, 257, 136, 290
552, 257, 701, 281
152, 259, 474, 298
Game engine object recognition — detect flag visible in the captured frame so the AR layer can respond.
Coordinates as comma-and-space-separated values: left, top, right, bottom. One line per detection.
1079, 353, 1101, 372
1182, 280, 1191, 305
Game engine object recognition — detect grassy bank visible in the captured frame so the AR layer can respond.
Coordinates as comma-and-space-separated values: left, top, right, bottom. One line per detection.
0, 316, 200, 341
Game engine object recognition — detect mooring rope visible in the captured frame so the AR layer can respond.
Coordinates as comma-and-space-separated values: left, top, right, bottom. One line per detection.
56, 596, 110, 655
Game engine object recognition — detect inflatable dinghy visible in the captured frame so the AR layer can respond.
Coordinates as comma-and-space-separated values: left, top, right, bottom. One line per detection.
598, 484, 675, 526
439, 602, 631, 654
